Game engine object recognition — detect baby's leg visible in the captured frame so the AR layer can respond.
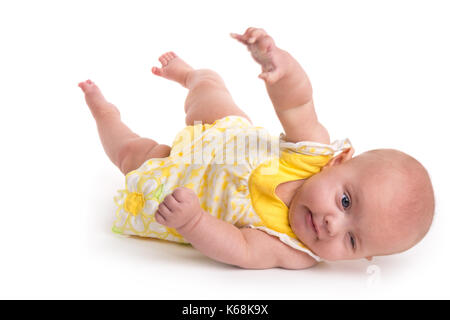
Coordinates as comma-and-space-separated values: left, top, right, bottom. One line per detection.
152, 52, 252, 125
79, 80, 171, 175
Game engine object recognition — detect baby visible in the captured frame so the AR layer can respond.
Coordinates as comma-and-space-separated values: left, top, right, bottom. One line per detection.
79, 27, 435, 269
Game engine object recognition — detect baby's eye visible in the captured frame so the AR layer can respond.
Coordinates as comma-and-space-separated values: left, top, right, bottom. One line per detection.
349, 233, 356, 249
341, 193, 351, 209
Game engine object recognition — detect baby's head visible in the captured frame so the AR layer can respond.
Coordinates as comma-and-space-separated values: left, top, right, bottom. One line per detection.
289, 148, 435, 261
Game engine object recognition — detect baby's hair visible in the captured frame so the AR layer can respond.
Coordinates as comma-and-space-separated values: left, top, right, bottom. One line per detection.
363, 149, 435, 253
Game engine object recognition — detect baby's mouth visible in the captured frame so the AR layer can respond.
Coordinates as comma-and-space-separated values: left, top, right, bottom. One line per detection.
309, 210, 319, 237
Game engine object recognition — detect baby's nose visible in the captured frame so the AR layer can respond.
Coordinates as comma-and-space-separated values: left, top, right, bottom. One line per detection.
324, 214, 342, 237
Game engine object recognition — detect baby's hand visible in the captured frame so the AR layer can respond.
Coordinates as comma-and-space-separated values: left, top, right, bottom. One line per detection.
155, 187, 203, 231
231, 27, 282, 83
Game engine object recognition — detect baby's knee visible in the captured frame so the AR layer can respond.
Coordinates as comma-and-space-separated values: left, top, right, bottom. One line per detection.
118, 138, 159, 175
146, 144, 171, 159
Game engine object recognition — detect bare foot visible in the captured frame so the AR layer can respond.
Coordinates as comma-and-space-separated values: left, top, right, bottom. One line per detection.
231, 28, 286, 84
151, 52, 193, 88
78, 80, 120, 119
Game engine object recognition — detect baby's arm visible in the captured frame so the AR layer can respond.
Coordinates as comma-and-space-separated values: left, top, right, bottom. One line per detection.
232, 28, 330, 144
155, 187, 317, 269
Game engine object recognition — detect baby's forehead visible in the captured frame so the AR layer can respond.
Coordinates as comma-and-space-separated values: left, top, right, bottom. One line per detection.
350, 150, 403, 172
351, 148, 421, 172
345, 150, 415, 189
347, 155, 411, 213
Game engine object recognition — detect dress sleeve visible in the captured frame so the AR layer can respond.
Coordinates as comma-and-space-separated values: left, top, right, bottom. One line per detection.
279, 133, 352, 156
278, 134, 353, 172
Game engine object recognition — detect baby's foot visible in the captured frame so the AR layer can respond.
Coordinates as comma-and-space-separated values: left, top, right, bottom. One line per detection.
78, 80, 120, 119
151, 52, 193, 88
231, 28, 286, 84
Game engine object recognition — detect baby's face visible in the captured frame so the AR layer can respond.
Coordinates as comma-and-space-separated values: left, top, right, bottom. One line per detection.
289, 150, 417, 261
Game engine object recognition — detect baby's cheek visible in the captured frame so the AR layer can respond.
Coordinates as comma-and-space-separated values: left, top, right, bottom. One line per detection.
302, 177, 326, 204
289, 212, 303, 239
315, 241, 346, 261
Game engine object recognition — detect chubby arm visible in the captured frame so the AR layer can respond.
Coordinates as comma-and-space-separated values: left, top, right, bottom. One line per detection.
232, 28, 330, 144
264, 50, 330, 145
239, 228, 318, 269
155, 187, 317, 269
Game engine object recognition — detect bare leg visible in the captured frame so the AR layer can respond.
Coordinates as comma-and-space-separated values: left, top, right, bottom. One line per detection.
79, 80, 171, 175
152, 52, 252, 125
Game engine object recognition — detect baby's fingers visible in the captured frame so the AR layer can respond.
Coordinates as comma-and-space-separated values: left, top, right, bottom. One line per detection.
163, 194, 180, 211
242, 27, 257, 41
245, 28, 267, 44
155, 203, 171, 224
231, 28, 266, 44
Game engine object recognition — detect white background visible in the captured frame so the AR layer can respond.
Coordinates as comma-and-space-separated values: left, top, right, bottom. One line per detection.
0, 0, 449, 299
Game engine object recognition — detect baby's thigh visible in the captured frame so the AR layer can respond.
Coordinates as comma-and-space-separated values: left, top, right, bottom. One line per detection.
184, 81, 252, 126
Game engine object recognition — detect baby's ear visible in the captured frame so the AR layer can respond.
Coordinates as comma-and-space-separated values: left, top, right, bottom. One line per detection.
323, 147, 354, 169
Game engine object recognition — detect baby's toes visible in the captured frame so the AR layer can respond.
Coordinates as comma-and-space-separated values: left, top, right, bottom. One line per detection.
78, 80, 97, 94
158, 55, 169, 66
158, 52, 177, 67
78, 80, 100, 95
151, 66, 162, 76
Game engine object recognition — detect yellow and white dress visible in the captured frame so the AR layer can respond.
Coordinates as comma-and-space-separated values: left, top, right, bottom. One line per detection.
113, 116, 351, 261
